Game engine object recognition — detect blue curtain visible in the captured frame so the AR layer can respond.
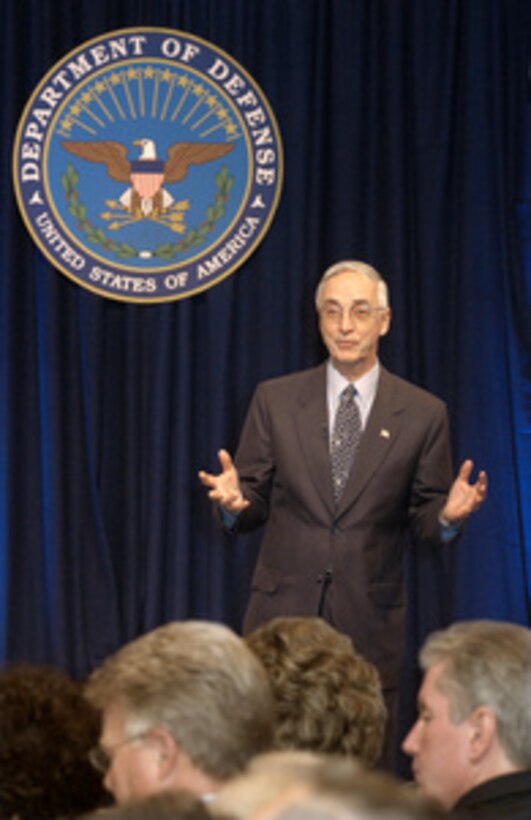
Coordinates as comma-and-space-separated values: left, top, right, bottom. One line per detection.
1, 0, 529, 750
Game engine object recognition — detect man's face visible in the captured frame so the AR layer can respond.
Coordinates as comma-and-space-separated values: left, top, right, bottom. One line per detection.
318, 270, 390, 379
99, 701, 160, 804
401, 662, 475, 809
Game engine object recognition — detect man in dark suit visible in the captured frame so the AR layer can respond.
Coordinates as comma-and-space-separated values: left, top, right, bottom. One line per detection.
199, 260, 487, 758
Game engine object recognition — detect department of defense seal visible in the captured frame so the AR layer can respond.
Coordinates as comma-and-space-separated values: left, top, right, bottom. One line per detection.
13, 27, 283, 303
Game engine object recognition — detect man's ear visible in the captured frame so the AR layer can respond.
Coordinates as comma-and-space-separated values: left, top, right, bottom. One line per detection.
379, 308, 391, 337
468, 706, 497, 763
149, 726, 180, 779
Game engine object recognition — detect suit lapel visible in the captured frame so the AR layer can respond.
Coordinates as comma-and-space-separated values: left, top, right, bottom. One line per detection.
294, 364, 336, 514
336, 368, 405, 517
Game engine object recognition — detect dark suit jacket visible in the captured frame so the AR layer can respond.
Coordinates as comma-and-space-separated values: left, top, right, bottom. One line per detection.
233, 363, 454, 690
451, 772, 531, 818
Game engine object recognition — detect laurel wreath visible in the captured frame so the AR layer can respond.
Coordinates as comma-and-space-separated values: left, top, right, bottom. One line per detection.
60, 163, 234, 260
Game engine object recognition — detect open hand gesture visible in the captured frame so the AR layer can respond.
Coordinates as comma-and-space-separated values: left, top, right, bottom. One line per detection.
441, 459, 487, 525
198, 449, 250, 514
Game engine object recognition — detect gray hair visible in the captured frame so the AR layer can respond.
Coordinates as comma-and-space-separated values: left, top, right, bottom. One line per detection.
315, 261, 389, 311
85, 620, 274, 780
274, 795, 440, 820
419, 620, 531, 767
217, 754, 442, 820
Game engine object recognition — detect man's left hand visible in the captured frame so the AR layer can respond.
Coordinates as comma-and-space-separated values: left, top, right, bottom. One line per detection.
442, 459, 488, 525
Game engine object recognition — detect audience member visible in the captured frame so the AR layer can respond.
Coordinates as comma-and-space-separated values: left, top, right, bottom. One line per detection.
291, 756, 444, 820
402, 619, 531, 817
268, 791, 440, 820
213, 751, 442, 820
213, 750, 330, 820
245, 617, 387, 766
0, 664, 110, 819
85, 620, 274, 804
81, 789, 212, 819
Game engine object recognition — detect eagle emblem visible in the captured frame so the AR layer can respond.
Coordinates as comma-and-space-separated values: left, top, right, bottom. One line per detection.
61, 138, 234, 231
14, 27, 283, 302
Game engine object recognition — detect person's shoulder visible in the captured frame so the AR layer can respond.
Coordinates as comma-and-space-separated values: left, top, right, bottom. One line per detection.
256, 364, 324, 396
381, 368, 447, 412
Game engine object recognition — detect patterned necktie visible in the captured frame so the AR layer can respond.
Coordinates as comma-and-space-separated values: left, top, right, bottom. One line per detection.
331, 384, 362, 503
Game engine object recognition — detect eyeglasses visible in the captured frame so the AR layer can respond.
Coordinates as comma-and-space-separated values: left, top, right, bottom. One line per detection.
321, 303, 386, 324
88, 733, 149, 774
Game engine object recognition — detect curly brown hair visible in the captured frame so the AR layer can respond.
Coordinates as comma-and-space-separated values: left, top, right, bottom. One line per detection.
245, 617, 387, 767
0, 664, 110, 819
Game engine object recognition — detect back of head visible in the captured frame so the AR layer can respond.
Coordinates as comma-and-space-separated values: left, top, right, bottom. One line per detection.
82, 789, 212, 820
85, 620, 274, 780
214, 753, 442, 820
245, 617, 387, 766
0, 664, 109, 819
302, 758, 444, 819
271, 792, 441, 820
213, 750, 334, 820
419, 619, 531, 767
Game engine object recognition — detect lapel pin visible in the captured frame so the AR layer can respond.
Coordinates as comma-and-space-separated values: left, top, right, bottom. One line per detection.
379, 429, 391, 439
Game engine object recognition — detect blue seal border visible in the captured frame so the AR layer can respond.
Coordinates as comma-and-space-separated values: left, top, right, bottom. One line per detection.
13, 27, 283, 304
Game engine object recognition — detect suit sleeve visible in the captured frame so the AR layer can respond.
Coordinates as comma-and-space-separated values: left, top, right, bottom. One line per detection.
407, 401, 454, 545
231, 384, 276, 533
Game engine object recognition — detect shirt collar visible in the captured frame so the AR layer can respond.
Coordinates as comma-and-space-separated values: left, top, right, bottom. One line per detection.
327, 359, 380, 404
326, 359, 380, 430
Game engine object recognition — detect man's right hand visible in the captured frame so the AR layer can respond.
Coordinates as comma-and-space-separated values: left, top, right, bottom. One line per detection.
198, 449, 250, 513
